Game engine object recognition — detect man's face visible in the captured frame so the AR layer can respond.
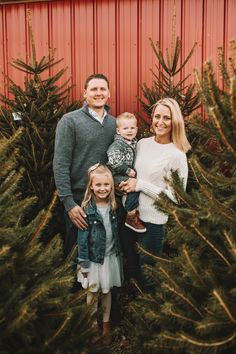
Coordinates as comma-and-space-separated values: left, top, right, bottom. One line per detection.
84, 78, 110, 110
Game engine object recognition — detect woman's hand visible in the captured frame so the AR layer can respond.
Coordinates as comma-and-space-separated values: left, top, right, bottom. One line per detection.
119, 178, 137, 193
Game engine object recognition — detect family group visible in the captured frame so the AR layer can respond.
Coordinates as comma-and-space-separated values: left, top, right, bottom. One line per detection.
53, 73, 190, 340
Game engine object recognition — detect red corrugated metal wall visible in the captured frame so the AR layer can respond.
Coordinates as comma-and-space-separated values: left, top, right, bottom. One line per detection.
0, 0, 236, 116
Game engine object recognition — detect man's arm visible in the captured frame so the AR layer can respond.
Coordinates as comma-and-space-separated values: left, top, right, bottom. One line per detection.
53, 116, 88, 229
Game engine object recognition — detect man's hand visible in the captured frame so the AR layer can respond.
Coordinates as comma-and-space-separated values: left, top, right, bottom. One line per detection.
68, 205, 88, 230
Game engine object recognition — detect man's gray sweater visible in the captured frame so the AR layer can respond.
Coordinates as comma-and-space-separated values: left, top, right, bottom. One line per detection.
53, 104, 116, 211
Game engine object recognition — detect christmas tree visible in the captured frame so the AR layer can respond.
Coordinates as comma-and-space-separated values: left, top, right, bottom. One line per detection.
140, 36, 200, 116
0, 14, 80, 208
125, 42, 236, 353
138, 11, 200, 142
0, 130, 99, 354
138, 12, 200, 137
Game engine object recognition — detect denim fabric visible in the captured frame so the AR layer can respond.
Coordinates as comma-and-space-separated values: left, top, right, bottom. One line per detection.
77, 201, 120, 267
124, 191, 139, 212
138, 222, 165, 291
118, 204, 141, 282
138, 223, 165, 260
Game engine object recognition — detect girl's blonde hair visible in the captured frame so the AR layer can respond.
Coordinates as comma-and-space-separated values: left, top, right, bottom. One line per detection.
81, 164, 117, 210
152, 97, 191, 153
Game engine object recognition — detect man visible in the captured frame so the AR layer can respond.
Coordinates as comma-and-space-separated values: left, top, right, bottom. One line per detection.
53, 73, 116, 257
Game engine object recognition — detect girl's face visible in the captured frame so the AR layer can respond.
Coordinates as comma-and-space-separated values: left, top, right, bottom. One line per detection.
152, 104, 172, 142
90, 174, 112, 203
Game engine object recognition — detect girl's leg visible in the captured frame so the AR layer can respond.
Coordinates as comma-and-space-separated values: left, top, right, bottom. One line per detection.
101, 291, 112, 323
87, 292, 98, 324
101, 291, 112, 344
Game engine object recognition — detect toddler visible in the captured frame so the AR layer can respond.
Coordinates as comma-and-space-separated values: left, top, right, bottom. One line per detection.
107, 112, 146, 233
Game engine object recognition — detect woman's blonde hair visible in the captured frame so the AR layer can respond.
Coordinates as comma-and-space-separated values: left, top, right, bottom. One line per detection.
152, 97, 191, 153
81, 164, 117, 210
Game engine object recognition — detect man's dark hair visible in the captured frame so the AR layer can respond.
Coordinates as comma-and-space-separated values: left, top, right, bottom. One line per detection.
84, 73, 109, 89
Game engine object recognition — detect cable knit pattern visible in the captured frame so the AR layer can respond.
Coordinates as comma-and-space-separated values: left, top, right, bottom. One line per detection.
107, 134, 137, 184
135, 136, 188, 224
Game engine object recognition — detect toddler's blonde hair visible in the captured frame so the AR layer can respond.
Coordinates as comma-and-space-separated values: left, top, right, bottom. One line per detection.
116, 112, 137, 127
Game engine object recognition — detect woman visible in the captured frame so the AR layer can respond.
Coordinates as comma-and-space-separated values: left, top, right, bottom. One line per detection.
120, 98, 191, 286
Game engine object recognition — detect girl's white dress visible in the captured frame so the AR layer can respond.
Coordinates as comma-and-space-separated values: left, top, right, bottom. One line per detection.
77, 205, 123, 294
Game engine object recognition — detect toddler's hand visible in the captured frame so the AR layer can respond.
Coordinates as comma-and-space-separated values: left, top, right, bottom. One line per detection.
127, 168, 136, 177
82, 273, 89, 289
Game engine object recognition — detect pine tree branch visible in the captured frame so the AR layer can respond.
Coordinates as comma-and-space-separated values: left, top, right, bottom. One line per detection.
223, 230, 236, 257
201, 187, 236, 225
213, 290, 236, 323
210, 106, 236, 157
149, 39, 171, 75
191, 225, 231, 267
160, 267, 203, 318
44, 313, 72, 347
183, 247, 206, 287
179, 331, 236, 348
175, 42, 198, 75
0, 246, 10, 257
169, 309, 198, 324
190, 156, 236, 189
137, 244, 173, 263
30, 191, 58, 241
196, 320, 231, 330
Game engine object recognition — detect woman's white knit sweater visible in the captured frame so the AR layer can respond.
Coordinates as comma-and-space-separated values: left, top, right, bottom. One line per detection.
135, 136, 188, 224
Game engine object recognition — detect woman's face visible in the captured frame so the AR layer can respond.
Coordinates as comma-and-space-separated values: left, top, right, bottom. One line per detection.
152, 104, 172, 142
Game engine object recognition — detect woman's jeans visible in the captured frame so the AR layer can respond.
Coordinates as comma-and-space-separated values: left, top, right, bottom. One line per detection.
138, 223, 165, 259
138, 223, 165, 290
120, 213, 166, 288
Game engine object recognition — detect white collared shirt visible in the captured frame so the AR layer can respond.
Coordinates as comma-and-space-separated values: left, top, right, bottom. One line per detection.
88, 107, 107, 124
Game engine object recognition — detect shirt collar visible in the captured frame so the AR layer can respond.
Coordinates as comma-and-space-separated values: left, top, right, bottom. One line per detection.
88, 107, 107, 124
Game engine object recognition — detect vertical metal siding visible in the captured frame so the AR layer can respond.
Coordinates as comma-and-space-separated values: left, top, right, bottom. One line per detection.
0, 6, 6, 97
181, 0, 203, 80
0, 0, 236, 116
73, 0, 94, 100
29, 1, 50, 80
225, 0, 236, 58
203, 0, 225, 84
4, 4, 27, 92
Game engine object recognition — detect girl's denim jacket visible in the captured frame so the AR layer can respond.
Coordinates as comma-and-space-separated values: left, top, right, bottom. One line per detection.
77, 201, 120, 270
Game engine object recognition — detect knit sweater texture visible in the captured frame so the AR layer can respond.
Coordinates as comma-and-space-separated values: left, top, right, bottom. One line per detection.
135, 136, 188, 224
107, 134, 137, 184
53, 104, 116, 211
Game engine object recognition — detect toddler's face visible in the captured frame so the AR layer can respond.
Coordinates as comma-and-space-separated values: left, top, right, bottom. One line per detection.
116, 118, 138, 141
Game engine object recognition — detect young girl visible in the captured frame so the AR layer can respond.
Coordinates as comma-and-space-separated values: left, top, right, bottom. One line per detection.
77, 164, 123, 339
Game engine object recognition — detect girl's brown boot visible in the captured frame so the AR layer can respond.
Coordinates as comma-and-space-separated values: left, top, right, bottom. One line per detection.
102, 321, 112, 345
